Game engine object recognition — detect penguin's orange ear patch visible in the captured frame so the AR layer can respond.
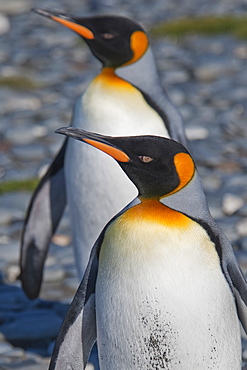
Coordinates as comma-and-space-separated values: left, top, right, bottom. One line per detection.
51, 16, 94, 39
167, 153, 195, 196
123, 31, 149, 66
83, 139, 130, 162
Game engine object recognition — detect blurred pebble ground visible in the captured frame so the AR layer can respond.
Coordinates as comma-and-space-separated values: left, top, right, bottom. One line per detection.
1, 0, 247, 368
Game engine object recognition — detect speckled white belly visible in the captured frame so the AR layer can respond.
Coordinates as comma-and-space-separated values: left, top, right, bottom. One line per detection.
95, 214, 241, 370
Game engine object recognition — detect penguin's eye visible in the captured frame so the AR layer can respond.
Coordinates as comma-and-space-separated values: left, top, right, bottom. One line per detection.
101, 33, 116, 40
138, 156, 154, 163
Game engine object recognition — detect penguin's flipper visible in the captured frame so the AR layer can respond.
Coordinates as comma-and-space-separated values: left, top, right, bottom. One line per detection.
20, 139, 67, 299
223, 239, 247, 333
211, 227, 247, 333
49, 235, 101, 370
230, 265, 247, 333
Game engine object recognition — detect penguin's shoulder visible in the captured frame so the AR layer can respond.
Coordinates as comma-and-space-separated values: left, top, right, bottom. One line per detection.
117, 199, 191, 227
103, 199, 220, 265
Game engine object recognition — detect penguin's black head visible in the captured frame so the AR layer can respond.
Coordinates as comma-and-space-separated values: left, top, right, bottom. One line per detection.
56, 127, 195, 199
32, 9, 148, 69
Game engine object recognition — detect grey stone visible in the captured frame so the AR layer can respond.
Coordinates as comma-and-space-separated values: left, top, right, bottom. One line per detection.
0, 13, 10, 35
0, 234, 10, 245
0, 94, 42, 115
43, 266, 65, 284
235, 46, 247, 59
200, 175, 222, 192
5, 265, 20, 283
4, 347, 25, 358
222, 193, 245, 216
0, 1, 32, 15
0, 206, 23, 222
31, 125, 49, 139
195, 61, 239, 82
0, 242, 20, 264
163, 70, 190, 84
237, 218, 247, 237
12, 145, 46, 161
0, 341, 13, 355
5, 127, 41, 146
86, 364, 95, 370
51, 234, 71, 248
168, 89, 185, 106
0, 211, 13, 226
185, 127, 209, 141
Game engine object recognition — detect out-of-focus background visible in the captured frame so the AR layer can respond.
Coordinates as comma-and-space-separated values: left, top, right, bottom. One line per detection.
1, 0, 247, 368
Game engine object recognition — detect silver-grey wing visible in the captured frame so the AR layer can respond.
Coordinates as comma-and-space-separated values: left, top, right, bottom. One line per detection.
214, 226, 247, 333
191, 216, 247, 334
20, 140, 67, 299
48, 233, 101, 370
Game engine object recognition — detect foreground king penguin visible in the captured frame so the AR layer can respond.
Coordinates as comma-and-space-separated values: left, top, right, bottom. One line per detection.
20, 9, 187, 299
49, 127, 247, 370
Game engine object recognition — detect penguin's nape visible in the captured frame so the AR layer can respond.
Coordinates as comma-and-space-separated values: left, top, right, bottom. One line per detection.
56, 127, 195, 199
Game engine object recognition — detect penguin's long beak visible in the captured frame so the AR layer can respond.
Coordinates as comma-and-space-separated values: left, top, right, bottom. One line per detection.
56, 127, 130, 163
32, 8, 94, 39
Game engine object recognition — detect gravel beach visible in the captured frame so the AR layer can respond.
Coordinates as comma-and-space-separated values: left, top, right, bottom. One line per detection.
1, 0, 247, 368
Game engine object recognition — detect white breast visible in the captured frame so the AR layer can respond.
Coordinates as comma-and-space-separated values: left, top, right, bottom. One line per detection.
65, 79, 170, 277
81, 76, 169, 137
95, 217, 241, 370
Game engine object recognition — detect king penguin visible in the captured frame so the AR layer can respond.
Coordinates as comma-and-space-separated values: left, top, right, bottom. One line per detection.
48, 126, 247, 370
20, 9, 187, 299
